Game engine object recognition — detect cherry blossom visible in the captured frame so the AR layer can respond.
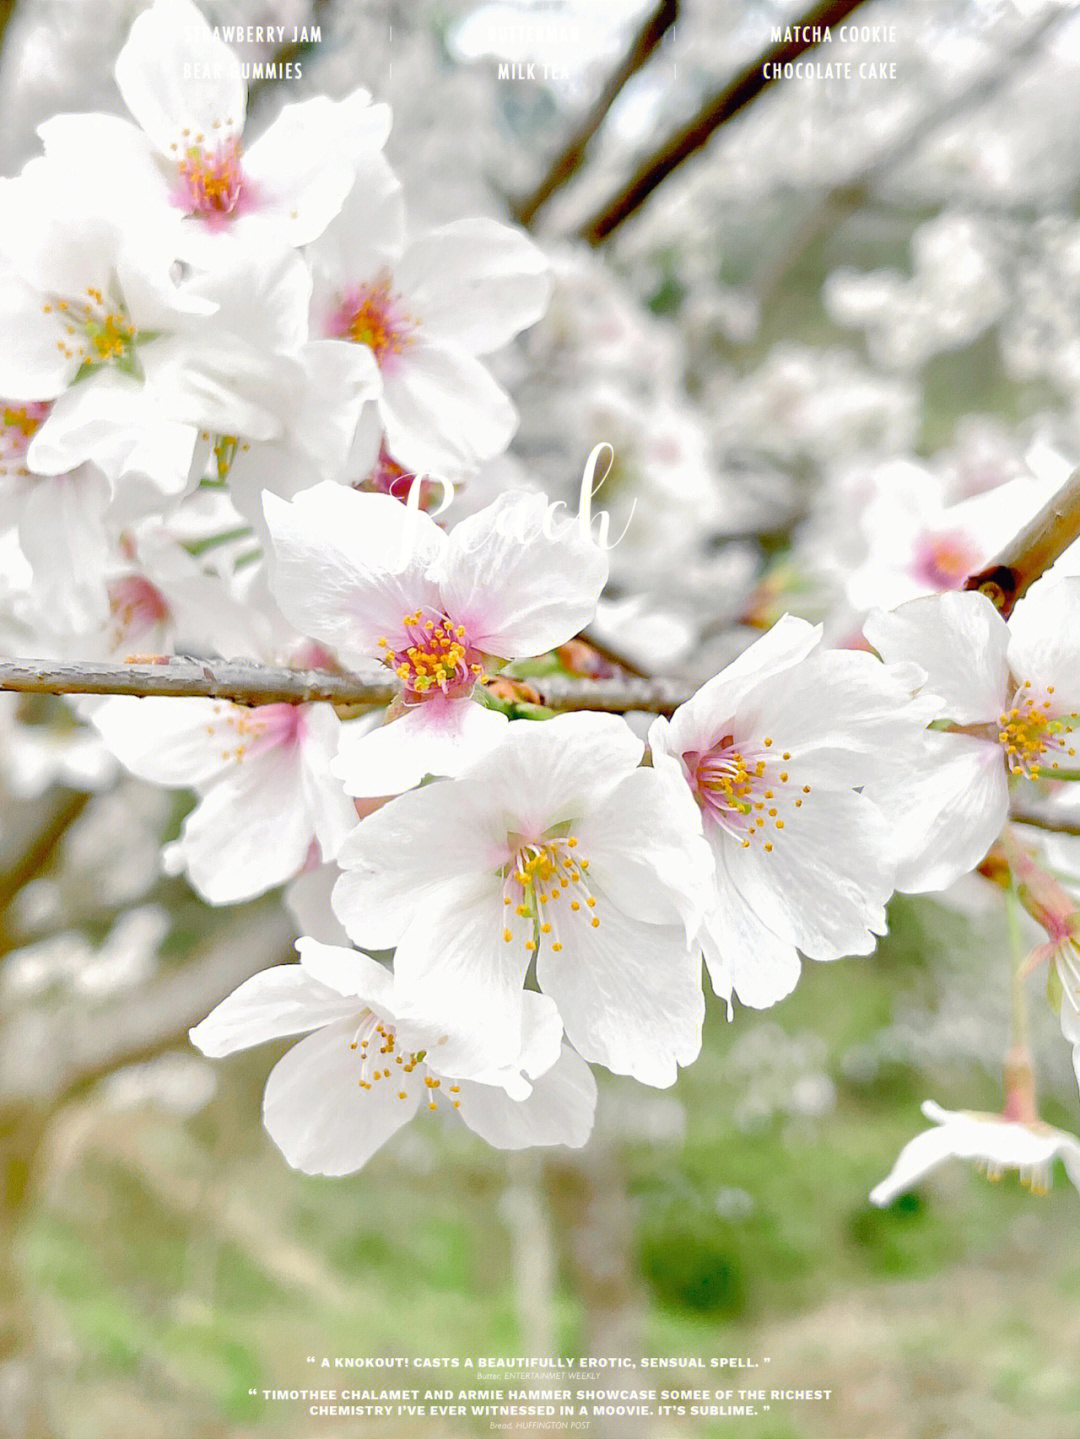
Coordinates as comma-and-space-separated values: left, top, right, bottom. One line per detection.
870, 1101, 1080, 1206
649, 615, 932, 1010
89, 695, 355, 903
190, 938, 596, 1175
332, 712, 712, 1087
864, 581, 1080, 893
36, 0, 390, 255
264, 481, 608, 795
308, 161, 550, 476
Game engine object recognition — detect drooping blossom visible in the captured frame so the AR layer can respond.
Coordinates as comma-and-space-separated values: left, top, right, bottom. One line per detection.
864, 581, 1080, 893
332, 712, 713, 1087
90, 695, 355, 903
264, 482, 608, 795
190, 939, 596, 1175
870, 1101, 1080, 1206
648, 615, 932, 1010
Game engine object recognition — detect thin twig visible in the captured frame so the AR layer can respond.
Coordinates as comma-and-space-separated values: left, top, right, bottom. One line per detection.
576, 0, 875, 244
512, 0, 679, 228
0, 790, 89, 913
963, 468, 1080, 617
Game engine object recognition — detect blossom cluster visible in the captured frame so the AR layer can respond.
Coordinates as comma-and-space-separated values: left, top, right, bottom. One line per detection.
3, 0, 1080, 1205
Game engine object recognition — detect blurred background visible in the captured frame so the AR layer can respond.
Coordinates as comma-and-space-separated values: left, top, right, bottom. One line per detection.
3, 1, 1080, 1436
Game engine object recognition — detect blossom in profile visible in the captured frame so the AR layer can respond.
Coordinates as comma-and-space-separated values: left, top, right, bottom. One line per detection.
864, 581, 1080, 893
264, 482, 608, 795
332, 712, 712, 1087
870, 1101, 1080, 1206
190, 939, 596, 1175
649, 615, 930, 1010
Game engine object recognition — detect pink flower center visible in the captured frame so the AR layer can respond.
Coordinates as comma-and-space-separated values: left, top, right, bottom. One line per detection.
910, 528, 981, 591
1, 401, 50, 474
172, 136, 252, 227
997, 681, 1078, 778
211, 702, 307, 764
377, 609, 484, 700
108, 575, 171, 649
689, 734, 808, 853
329, 272, 417, 372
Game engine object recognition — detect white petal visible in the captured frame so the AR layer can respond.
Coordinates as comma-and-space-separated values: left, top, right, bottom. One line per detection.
0, 267, 71, 396
699, 883, 802, 1010
242, 96, 359, 246
380, 341, 517, 476
397, 219, 550, 355
333, 696, 508, 797
870, 1120, 960, 1206
575, 766, 712, 939
90, 696, 244, 787
116, 0, 245, 154
455, 710, 645, 829
868, 731, 1009, 894
864, 590, 1009, 724
536, 901, 703, 1088
455, 1044, 596, 1150
262, 1017, 417, 1175
263, 483, 445, 664
177, 746, 315, 903
296, 936, 394, 1004
189, 964, 358, 1057
285, 864, 352, 947
719, 787, 893, 960
332, 780, 507, 948
1007, 578, 1080, 710
439, 492, 608, 657
663, 615, 823, 757
390, 875, 533, 1078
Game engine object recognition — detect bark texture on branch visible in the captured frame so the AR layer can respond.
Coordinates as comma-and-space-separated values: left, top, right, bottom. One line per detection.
963, 468, 1080, 617
0, 659, 694, 716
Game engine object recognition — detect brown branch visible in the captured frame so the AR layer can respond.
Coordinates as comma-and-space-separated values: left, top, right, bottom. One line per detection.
0, 659, 396, 708
1008, 808, 1080, 840
576, 0, 875, 244
963, 468, 1080, 617
0, 790, 89, 912
512, 0, 679, 228
0, 658, 694, 716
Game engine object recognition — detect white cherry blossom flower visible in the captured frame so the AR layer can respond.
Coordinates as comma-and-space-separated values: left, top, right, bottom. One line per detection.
332, 712, 713, 1088
649, 615, 930, 1010
307, 161, 550, 476
870, 1100, 1080, 1205
37, 0, 389, 255
90, 695, 355, 903
190, 938, 596, 1175
264, 482, 608, 795
864, 581, 1080, 893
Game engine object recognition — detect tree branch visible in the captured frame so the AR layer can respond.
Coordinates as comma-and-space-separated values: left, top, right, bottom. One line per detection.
0, 659, 694, 717
963, 467, 1080, 617
576, 0, 875, 244
512, 0, 679, 228
1008, 808, 1080, 840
